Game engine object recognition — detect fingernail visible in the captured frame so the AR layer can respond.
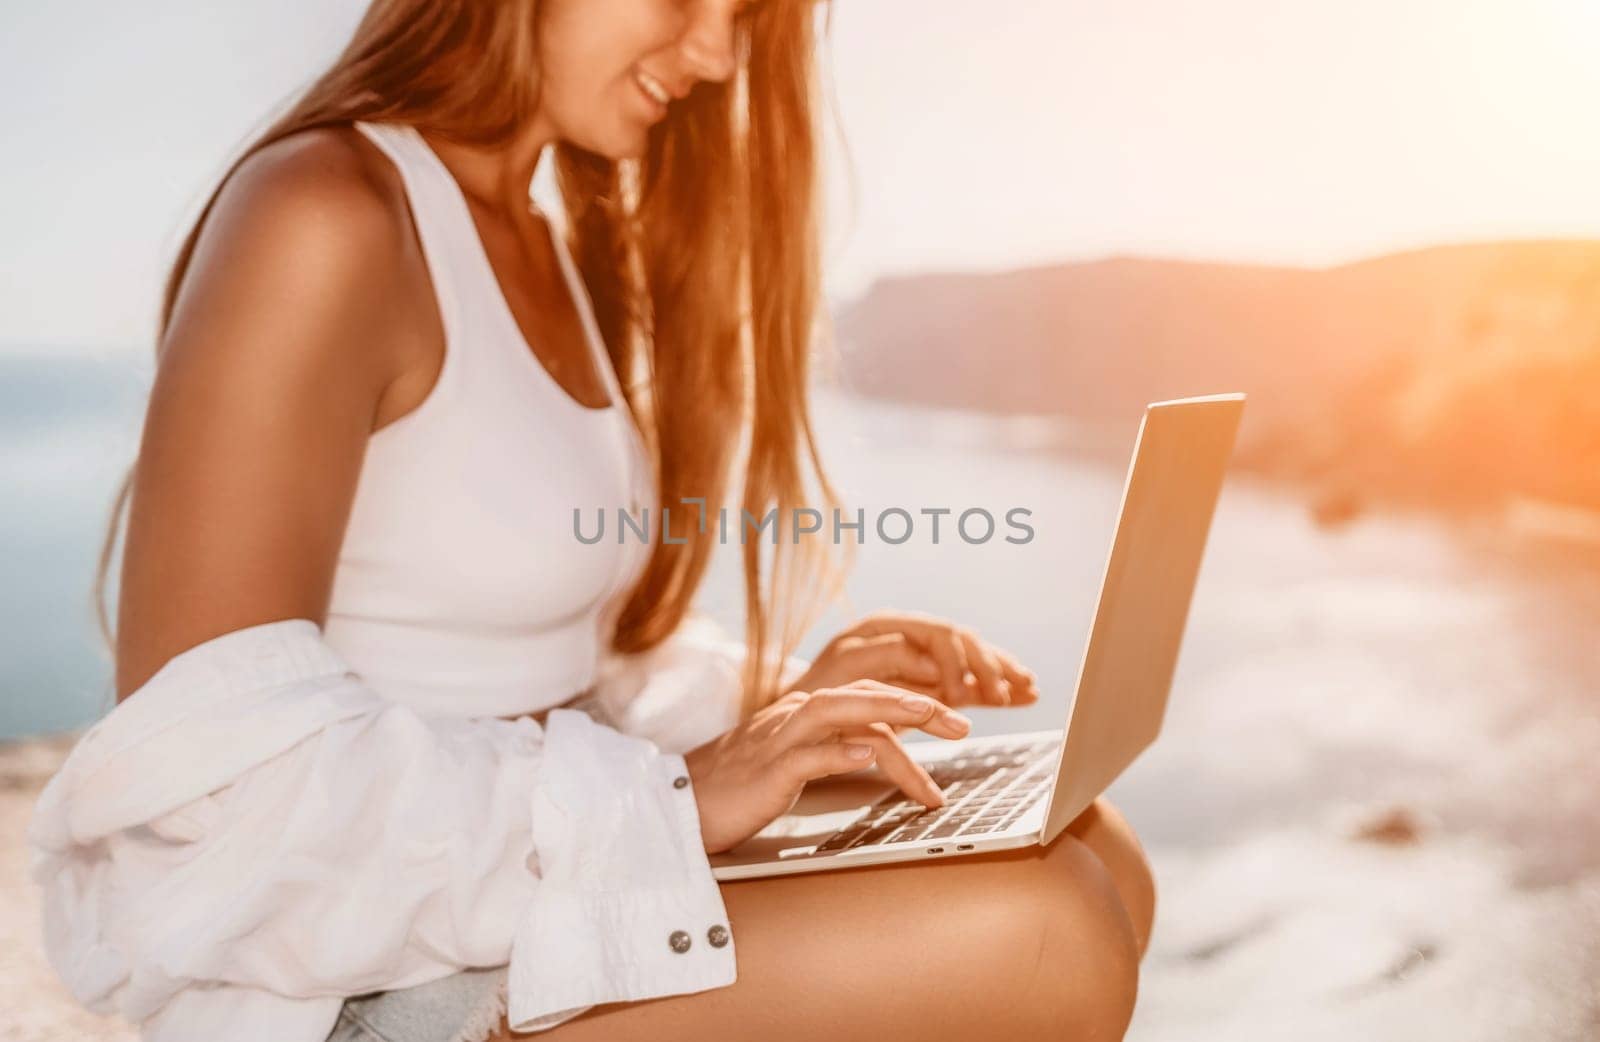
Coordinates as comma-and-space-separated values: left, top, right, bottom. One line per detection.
847, 744, 874, 760
940, 708, 970, 733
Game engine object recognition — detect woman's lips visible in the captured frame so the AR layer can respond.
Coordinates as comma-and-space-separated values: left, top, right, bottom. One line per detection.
632, 68, 672, 119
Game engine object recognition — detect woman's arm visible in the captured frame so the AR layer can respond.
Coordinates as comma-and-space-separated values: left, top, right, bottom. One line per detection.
115, 127, 420, 698
50, 131, 732, 1036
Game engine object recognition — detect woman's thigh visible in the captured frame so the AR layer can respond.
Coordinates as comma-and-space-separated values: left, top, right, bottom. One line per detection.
499, 825, 1142, 1042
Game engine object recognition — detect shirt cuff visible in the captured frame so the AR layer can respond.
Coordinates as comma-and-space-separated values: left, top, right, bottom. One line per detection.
505, 875, 736, 1032
507, 716, 736, 1030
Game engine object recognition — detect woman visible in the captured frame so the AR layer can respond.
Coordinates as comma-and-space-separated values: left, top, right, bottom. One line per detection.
39, 0, 1155, 1039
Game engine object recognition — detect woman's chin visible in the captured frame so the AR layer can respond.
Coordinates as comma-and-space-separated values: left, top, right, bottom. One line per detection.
560, 119, 652, 162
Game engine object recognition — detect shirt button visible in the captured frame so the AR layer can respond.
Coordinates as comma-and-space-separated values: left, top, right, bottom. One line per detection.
673, 775, 689, 789
668, 929, 692, 954
707, 924, 729, 948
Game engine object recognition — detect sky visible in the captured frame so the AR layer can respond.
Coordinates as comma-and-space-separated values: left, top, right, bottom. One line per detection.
3, 0, 1600, 354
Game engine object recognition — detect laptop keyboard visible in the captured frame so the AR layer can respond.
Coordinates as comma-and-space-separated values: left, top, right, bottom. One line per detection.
812, 737, 1062, 854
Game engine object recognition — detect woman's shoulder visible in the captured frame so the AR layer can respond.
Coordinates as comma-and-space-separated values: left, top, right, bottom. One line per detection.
163, 123, 430, 409
207, 124, 409, 263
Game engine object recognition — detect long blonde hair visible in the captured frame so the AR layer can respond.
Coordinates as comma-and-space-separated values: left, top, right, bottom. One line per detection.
92, 0, 844, 716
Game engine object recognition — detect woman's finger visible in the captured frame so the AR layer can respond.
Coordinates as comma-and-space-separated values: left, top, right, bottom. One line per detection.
851, 723, 946, 808
852, 613, 980, 706
853, 612, 1043, 707
780, 741, 877, 786
869, 681, 949, 732
915, 624, 978, 706
937, 627, 981, 705
999, 657, 1040, 703
783, 633, 941, 698
844, 632, 943, 687
976, 639, 1038, 704
776, 684, 971, 746
959, 628, 1010, 706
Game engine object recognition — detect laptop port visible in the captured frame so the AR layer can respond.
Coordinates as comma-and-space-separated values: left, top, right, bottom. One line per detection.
926, 847, 944, 855
956, 844, 975, 851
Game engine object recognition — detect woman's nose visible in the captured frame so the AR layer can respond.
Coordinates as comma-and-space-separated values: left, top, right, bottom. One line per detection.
678, 0, 738, 83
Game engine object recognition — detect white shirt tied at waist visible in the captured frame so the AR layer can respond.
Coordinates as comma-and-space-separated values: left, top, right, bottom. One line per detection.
28, 616, 805, 1042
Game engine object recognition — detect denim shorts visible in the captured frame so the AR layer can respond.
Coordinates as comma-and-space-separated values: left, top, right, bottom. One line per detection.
326, 966, 510, 1042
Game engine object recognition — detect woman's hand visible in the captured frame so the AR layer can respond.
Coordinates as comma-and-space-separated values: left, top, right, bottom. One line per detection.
683, 680, 972, 854
783, 610, 1040, 711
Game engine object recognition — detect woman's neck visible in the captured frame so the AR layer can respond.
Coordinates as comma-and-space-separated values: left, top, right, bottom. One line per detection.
420, 117, 556, 214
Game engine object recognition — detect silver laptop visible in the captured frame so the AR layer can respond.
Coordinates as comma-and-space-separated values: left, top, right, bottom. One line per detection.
710, 393, 1246, 881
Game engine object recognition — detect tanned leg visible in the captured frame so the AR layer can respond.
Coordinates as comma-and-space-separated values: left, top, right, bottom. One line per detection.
490, 832, 1142, 1042
1064, 798, 1157, 957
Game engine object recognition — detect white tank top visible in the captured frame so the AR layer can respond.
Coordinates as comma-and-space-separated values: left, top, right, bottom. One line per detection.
322, 121, 654, 718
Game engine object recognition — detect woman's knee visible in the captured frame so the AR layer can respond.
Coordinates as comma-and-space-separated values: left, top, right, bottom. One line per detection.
719, 839, 1141, 1040
1064, 798, 1157, 957
828, 839, 1140, 1039
1009, 834, 1141, 1039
